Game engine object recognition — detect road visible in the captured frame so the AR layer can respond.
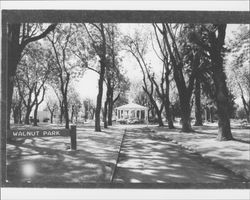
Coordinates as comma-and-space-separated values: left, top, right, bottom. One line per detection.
112, 127, 247, 186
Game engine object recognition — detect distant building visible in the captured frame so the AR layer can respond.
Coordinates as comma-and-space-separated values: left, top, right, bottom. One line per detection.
115, 103, 148, 124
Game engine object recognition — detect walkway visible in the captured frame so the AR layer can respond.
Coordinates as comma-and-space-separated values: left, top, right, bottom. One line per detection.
113, 127, 248, 187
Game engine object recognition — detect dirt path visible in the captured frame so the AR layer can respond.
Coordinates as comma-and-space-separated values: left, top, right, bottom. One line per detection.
112, 128, 248, 187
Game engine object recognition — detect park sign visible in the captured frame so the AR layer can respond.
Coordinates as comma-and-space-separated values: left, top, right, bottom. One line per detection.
9, 129, 70, 138
8, 125, 77, 150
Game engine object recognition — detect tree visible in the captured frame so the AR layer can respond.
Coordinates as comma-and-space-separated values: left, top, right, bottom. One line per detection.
68, 88, 82, 124
11, 87, 24, 124
46, 98, 58, 124
133, 85, 155, 120
83, 98, 96, 120
225, 25, 250, 122
7, 23, 56, 129
154, 24, 203, 132
33, 86, 46, 126
83, 23, 109, 131
152, 24, 175, 128
193, 53, 213, 126
193, 78, 203, 126
47, 24, 80, 129
15, 41, 51, 125
104, 24, 130, 127
124, 33, 164, 126
188, 24, 234, 140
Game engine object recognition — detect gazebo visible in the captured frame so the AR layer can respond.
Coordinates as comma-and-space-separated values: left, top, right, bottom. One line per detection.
115, 103, 148, 124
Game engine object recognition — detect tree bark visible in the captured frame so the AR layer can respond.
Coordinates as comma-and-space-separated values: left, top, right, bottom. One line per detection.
158, 23, 195, 132
165, 103, 175, 128
164, 77, 174, 129
24, 107, 32, 125
210, 25, 233, 141
59, 104, 64, 124
33, 87, 45, 126
155, 108, 164, 126
95, 58, 106, 131
13, 107, 19, 124
213, 65, 233, 140
240, 93, 250, 122
95, 24, 106, 132
7, 24, 22, 129
64, 95, 69, 129
180, 99, 192, 132
71, 106, 74, 123
144, 87, 164, 126
33, 104, 39, 126
50, 112, 54, 124
190, 24, 233, 140
18, 107, 22, 124
107, 90, 114, 126
103, 99, 108, 128
194, 78, 203, 126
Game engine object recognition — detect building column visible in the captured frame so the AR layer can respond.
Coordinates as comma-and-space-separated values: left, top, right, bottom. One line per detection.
139, 110, 141, 119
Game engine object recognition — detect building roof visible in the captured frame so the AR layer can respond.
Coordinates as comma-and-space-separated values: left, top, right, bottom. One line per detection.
116, 103, 148, 110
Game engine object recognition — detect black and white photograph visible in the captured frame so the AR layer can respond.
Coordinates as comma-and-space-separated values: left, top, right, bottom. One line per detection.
1, 1, 250, 200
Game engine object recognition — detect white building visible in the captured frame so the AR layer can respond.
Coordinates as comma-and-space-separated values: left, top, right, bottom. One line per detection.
115, 103, 148, 124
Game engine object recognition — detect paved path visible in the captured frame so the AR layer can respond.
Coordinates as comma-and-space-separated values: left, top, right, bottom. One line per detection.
113, 128, 248, 186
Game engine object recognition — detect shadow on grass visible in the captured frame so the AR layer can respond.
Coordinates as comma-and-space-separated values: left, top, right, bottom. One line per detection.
113, 127, 248, 186
6, 127, 124, 184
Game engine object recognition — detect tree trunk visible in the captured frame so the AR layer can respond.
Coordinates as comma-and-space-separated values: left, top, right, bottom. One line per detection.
180, 100, 192, 132
210, 107, 214, 123
164, 83, 174, 128
241, 95, 250, 123
71, 106, 74, 123
144, 87, 164, 127
171, 105, 175, 122
60, 105, 64, 124
18, 108, 22, 124
50, 111, 54, 124
156, 108, 164, 126
64, 95, 69, 129
25, 107, 32, 125
13, 107, 19, 124
194, 79, 203, 126
95, 58, 106, 132
212, 56, 233, 140
107, 90, 114, 126
149, 95, 164, 126
165, 104, 175, 129
7, 24, 22, 129
182, 113, 192, 132
103, 99, 108, 128
33, 104, 39, 126
164, 68, 175, 129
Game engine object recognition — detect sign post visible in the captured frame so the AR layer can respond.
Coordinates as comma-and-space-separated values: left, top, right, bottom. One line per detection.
70, 125, 77, 150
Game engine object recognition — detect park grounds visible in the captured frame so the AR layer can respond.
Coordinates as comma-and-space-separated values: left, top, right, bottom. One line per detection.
5, 119, 250, 188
